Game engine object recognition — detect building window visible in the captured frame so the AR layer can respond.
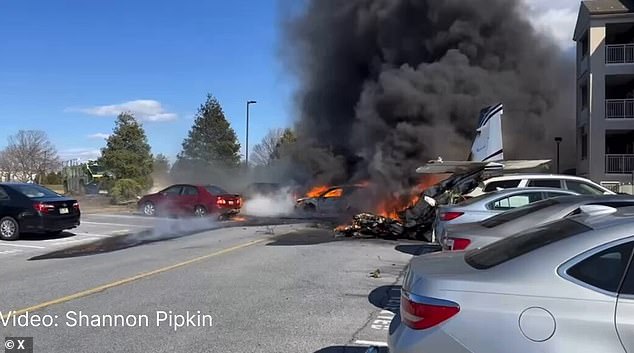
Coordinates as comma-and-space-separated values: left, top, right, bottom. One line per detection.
581, 83, 589, 110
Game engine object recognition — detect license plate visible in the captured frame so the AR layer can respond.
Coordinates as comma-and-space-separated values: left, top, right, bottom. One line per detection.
59, 208, 69, 214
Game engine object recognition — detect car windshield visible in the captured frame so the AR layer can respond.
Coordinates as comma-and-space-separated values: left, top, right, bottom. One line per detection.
466, 219, 591, 269
480, 198, 560, 228
11, 184, 61, 198
205, 185, 228, 195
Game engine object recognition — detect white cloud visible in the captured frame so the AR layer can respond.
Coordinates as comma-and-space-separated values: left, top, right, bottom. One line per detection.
87, 133, 110, 140
67, 100, 178, 122
58, 148, 101, 162
523, 0, 579, 50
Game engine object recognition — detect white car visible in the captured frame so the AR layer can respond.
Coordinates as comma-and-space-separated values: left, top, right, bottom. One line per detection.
465, 174, 615, 198
388, 207, 634, 353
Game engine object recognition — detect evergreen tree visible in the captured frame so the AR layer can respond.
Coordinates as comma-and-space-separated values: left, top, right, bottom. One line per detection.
176, 94, 241, 169
99, 113, 153, 189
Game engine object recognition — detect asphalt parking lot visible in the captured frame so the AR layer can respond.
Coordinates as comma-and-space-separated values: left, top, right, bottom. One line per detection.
0, 213, 158, 259
0, 211, 433, 352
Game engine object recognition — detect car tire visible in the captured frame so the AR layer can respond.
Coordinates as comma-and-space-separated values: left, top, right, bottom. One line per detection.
194, 205, 207, 218
0, 217, 20, 241
142, 201, 157, 217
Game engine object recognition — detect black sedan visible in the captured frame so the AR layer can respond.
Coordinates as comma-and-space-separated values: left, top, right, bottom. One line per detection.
0, 183, 80, 240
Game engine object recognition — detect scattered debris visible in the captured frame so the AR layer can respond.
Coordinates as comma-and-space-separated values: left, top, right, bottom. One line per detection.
369, 268, 381, 278
334, 213, 404, 239
334, 166, 486, 241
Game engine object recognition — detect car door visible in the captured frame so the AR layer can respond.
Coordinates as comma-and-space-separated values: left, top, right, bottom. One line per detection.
178, 185, 200, 215
0, 187, 12, 217
158, 185, 183, 214
563, 241, 634, 353
317, 187, 343, 213
616, 244, 634, 352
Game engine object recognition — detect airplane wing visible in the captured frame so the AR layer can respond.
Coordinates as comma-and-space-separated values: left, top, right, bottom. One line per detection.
416, 159, 551, 174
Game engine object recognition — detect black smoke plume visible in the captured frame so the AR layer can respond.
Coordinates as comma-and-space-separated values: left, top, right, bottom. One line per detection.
284, 0, 575, 191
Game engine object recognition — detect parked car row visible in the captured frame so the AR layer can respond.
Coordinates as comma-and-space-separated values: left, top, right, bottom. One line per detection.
387, 174, 634, 353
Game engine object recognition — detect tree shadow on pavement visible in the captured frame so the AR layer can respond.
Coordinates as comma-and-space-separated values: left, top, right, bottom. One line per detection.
394, 243, 441, 256
368, 285, 402, 314
313, 346, 388, 353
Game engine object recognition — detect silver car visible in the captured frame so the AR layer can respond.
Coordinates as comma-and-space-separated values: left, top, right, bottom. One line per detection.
433, 187, 578, 242
389, 207, 634, 353
441, 195, 634, 250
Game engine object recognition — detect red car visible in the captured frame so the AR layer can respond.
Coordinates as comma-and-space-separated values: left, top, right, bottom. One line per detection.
138, 184, 241, 218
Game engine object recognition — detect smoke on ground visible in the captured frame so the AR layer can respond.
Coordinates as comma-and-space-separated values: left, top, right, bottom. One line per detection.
283, 0, 575, 192
243, 190, 296, 217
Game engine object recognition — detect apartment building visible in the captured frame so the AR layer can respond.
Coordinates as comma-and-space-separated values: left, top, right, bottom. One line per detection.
574, 0, 634, 188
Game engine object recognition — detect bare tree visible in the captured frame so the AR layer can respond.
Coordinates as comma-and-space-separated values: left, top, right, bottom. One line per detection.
3, 130, 60, 182
251, 128, 285, 166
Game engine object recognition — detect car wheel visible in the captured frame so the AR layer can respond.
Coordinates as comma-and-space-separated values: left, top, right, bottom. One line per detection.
0, 217, 20, 241
142, 201, 156, 216
194, 205, 207, 218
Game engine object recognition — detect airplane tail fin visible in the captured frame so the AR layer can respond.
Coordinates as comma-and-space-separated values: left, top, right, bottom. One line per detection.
469, 103, 504, 162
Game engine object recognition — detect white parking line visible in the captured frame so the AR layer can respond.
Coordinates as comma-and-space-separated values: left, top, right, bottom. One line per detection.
84, 214, 147, 220
71, 232, 113, 238
0, 243, 45, 249
354, 340, 388, 347
81, 221, 148, 228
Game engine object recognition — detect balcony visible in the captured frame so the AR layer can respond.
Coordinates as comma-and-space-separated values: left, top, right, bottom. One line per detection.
606, 154, 634, 174
606, 44, 634, 64
606, 99, 634, 119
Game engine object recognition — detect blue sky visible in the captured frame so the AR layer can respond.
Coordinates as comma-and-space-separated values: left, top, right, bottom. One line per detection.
0, 0, 295, 162
0, 0, 579, 163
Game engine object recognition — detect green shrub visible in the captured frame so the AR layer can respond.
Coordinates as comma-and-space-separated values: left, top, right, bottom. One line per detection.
110, 179, 143, 204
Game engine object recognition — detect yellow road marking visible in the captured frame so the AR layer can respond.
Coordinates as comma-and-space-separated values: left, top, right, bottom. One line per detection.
1, 238, 266, 319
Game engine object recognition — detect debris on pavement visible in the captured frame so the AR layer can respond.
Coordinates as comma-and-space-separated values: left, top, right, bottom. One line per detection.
369, 268, 381, 278
333, 165, 487, 241
334, 213, 404, 239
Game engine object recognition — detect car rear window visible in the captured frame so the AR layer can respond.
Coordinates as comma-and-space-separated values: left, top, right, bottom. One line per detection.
466, 219, 591, 269
481, 199, 560, 228
483, 180, 521, 192
205, 185, 228, 195
10, 184, 61, 198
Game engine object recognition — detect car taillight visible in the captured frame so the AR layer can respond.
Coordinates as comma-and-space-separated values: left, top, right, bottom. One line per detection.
441, 211, 464, 221
401, 291, 460, 330
73, 202, 80, 211
33, 202, 55, 214
216, 197, 227, 205
447, 237, 471, 251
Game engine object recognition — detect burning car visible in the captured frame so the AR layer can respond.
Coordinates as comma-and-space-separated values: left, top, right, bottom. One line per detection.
296, 185, 366, 214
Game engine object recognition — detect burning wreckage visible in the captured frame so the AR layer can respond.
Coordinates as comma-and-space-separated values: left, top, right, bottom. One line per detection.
335, 161, 484, 241
335, 104, 550, 242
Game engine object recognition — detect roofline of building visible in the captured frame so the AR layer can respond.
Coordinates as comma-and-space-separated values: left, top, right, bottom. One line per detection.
574, 6, 634, 41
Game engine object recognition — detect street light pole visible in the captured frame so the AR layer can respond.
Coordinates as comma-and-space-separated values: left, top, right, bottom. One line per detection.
245, 100, 257, 166
554, 137, 563, 174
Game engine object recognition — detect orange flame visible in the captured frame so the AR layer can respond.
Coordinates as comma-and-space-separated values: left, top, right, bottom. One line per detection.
305, 185, 330, 198
375, 174, 450, 220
